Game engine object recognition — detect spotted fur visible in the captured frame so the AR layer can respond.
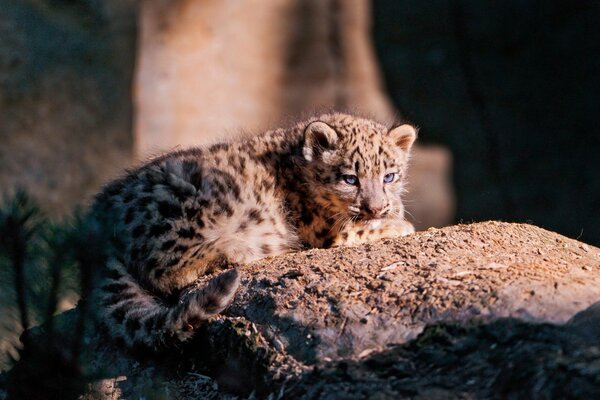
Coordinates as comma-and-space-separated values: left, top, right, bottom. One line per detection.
91, 113, 417, 351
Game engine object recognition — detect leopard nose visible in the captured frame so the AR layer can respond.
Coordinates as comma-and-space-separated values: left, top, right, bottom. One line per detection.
370, 206, 383, 216
363, 204, 383, 217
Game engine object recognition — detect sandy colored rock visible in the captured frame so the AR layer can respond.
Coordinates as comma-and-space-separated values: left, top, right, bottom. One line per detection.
4, 221, 599, 399
221, 221, 600, 363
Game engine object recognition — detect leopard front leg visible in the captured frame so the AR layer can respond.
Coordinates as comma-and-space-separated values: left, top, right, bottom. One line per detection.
332, 219, 415, 247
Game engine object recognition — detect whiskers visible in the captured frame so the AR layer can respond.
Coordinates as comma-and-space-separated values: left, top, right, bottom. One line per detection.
328, 211, 358, 235
389, 206, 419, 224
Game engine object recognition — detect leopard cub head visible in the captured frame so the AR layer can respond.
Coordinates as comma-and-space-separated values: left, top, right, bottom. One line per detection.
301, 113, 417, 222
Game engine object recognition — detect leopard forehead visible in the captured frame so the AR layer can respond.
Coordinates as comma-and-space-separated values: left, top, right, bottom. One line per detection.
317, 115, 408, 175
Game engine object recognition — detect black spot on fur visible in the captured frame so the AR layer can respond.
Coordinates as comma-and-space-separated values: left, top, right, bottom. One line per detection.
184, 206, 199, 219
171, 185, 192, 202
113, 336, 126, 349
177, 227, 196, 239
146, 257, 159, 270
316, 228, 329, 239
131, 224, 146, 239
160, 239, 176, 251
124, 208, 135, 225
102, 292, 137, 308
323, 237, 334, 248
154, 268, 166, 279
123, 192, 135, 204
130, 246, 141, 261
104, 268, 122, 281
215, 203, 233, 217
210, 169, 241, 200
143, 182, 155, 194
190, 247, 204, 258
130, 341, 150, 357
137, 196, 152, 209
143, 316, 155, 332
148, 222, 171, 237
209, 143, 228, 152
102, 282, 131, 294
174, 244, 189, 253
110, 307, 126, 324
227, 154, 236, 166
247, 209, 264, 224
125, 317, 141, 336
158, 201, 182, 219
166, 257, 180, 267
301, 206, 313, 225
183, 160, 203, 190
106, 183, 123, 197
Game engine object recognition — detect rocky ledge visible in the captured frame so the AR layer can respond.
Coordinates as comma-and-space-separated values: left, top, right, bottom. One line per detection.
2, 221, 600, 399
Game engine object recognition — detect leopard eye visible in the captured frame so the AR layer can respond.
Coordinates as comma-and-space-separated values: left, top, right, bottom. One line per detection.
342, 174, 359, 185
383, 173, 395, 183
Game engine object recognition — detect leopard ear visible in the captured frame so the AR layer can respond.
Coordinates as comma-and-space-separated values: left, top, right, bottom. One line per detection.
388, 124, 417, 152
303, 121, 339, 162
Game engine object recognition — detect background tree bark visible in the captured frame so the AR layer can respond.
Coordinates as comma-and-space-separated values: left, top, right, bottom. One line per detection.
134, 0, 395, 152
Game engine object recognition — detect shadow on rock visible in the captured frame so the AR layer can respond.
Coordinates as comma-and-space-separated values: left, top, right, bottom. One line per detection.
285, 317, 600, 399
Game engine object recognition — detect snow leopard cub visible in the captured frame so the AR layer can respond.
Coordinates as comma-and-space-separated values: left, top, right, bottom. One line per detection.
92, 113, 417, 351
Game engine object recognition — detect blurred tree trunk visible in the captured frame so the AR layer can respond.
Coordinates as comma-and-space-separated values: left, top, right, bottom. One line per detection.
135, 0, 394, 152
135, 0, 454, 229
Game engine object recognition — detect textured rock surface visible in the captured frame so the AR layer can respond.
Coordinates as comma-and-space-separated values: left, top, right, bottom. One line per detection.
2, 221, 599, 399
224, 221, 600, 364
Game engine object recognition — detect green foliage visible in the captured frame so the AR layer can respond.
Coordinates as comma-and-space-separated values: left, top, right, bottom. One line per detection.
0, 190, 112, 398
0, 191, 103, 371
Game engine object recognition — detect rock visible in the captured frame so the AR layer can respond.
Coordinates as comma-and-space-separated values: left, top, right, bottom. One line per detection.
2, 221, 599, 399
567, 300, 600, 341
285, 317, 600, 399
225, 221, 600, 364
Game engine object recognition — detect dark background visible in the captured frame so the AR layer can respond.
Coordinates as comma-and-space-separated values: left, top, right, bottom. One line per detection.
373, 0, 600, 245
